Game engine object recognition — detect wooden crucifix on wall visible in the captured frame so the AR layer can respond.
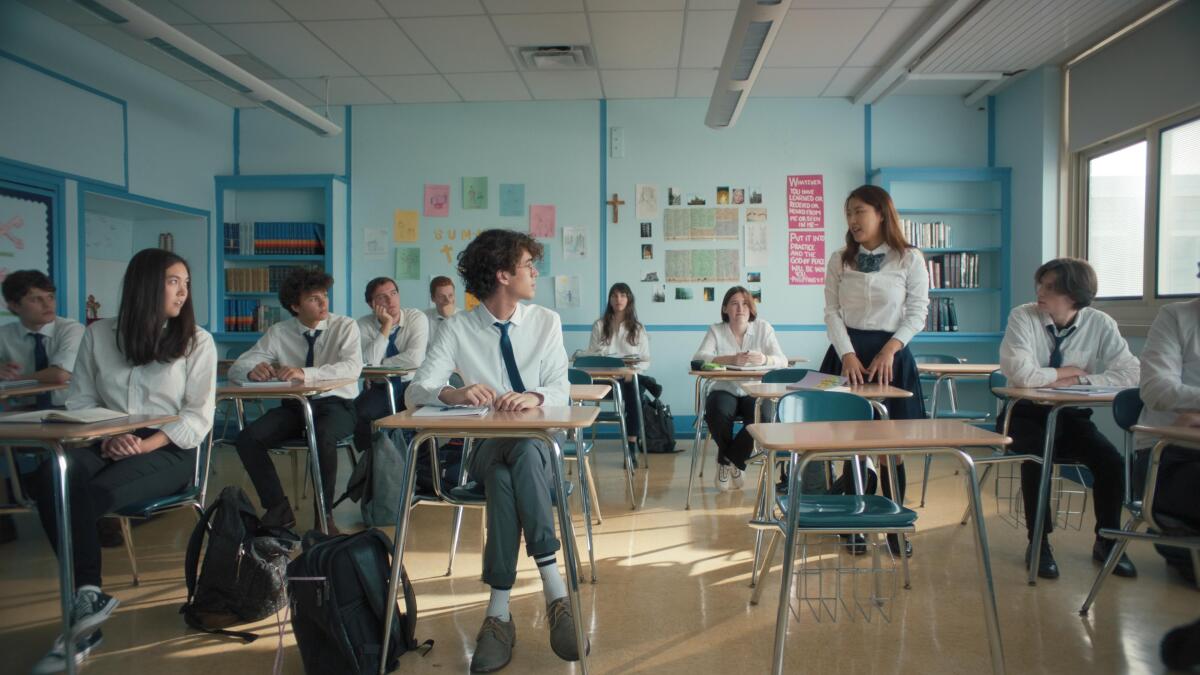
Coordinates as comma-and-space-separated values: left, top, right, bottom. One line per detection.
606, 193, 625, 223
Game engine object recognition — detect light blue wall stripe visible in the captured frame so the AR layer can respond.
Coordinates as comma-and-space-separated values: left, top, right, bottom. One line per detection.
598, 99, 608, 308
863, 103, 872, 183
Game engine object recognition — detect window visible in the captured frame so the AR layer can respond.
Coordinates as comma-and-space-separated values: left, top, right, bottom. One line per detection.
1086, 142, 1145, 299
1157, 117, 1200, 296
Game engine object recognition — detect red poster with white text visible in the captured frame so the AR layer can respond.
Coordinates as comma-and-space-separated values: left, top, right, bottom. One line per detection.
787, 174, 825, 284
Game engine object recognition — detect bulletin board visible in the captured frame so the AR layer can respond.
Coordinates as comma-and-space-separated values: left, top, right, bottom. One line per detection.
0, 183, 54, 321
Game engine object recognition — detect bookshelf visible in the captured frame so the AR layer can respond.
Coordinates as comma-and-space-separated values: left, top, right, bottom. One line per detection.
872, 167, 1011, 343
214, 174, 347, 344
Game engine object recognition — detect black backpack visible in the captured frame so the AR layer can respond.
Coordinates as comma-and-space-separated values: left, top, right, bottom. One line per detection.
288, 529, 428, 675
180, 485, 298, 641
415, 440, 464, 496
641, 392, 678, 453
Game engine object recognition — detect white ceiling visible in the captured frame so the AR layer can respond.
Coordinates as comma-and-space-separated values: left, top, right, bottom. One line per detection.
25, 0, 1160, 111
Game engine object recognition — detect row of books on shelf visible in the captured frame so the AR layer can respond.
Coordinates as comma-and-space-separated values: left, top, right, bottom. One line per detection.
224, 299, 288, 333
927, 253, 980, 289
903, 219, 951, 248
223, 221, 326, 256
225, 265, 320, 293
925, 298, 959, 332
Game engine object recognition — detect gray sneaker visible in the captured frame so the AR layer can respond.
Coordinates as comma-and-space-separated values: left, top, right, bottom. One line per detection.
469, 615, 516, 673
69, 588, 118, 638
31, 629, 103, 675
546, 597, 589, 662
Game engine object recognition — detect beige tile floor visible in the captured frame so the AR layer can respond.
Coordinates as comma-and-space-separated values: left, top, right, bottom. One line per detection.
1, 443, 1196, 674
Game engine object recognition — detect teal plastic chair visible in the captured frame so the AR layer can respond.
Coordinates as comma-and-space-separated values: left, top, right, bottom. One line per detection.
761, 367, 812, 384
750, 389, 917, 603
915, 354, 991, 507
112, 432, 213, 585
573, 355, 638, 473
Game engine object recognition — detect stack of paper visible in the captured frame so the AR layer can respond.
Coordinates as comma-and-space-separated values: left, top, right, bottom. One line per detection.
0, 408, 127, 424
786, 372, 850, 392
412, 405, 489, 418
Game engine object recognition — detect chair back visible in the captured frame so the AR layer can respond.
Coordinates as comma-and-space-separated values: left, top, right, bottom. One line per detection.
449, 372, 465, 388
1112, 388, 1144, 510
988, 370, 1007, 399
573, 355, 625, 369
762, 367, 812, 384
568, 368, 594, 385
914, 353, 962, 365
775, 390, 875, 423
1112, 388, 1144, 432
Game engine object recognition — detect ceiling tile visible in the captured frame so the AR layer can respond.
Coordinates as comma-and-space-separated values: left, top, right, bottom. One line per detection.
845, 7, 926, 67
522, 70, 602, 99
273, 0, 388, 20
599, 69, 676, 98
368, 74, 463, 102
751, 67, 837, 96
74, 24, 213, 81
687, 0, 738, 9
766, 8, 884, 68
184, 79, 258, 107
590, 12, 683, 69
173, 23, 245, 55
304, 20, 435, 75
492, 13, 592, 45
681, 10, 735, 68
791, 0, 890, 7
586, 0, 685, 10
378, 0, 486, 17
19, 0, 111, 25
822, 66, 875, 97
891, 0, 940, 6
294, 76, 393, 104
264, 78, 324, 105
397, 16, 514, 73
676, 68, 718, 97
445, 72, 532, 101
214, 22, 357, 77
131, 0, 202, 24
170, 0, 291, 23
484, 0, 585, 12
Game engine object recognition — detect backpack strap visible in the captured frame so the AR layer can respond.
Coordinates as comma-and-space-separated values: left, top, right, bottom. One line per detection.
184, 498, 221, 602
358, 530, 421, 651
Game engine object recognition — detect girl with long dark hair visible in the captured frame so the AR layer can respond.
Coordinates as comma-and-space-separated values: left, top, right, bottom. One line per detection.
30, 248, 216, 672
586, 283, 651, 450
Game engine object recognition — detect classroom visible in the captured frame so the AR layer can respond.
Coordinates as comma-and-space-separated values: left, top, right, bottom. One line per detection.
1, 0, 1198, 673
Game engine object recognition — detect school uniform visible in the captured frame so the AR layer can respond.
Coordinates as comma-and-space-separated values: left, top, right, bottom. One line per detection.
424, 307, 453, 346
693, 319, 787, 469
406, 302, 569, 588
32, 319, 216, 589
228, 314, 362, 512
999, 303, 1140, 542
352, 309, 428, 451
586, 318, 651, 435
0, 316, 85, 408
1136, 299, 1200, 535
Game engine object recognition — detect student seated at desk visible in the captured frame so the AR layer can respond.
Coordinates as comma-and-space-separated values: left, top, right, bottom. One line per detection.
999, 257, 1140, 580
30, 249, 216, 673
353, 276, 428, 451
424, 275, 457, 345
405, 229, 583, 673
228, 269, 362, 534
586, 282, 650, 451
693, 286, 787, 492
0, 270, 85, 409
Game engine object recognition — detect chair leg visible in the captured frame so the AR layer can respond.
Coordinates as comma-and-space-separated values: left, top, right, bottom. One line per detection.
445, 506, 464, 577
295, 450, 306, 500
120, 518, 140, 586
699, 433, 710, 478
750, 530, 780, 606
1080, 519, 1141, 614
919, 453, 933, 508
960, 463, 994, 525
584, 456, 602, 525
1191, 549, 1200, 591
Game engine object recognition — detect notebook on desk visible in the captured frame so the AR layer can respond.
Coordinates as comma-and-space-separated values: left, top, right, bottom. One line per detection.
785, 372, 850, 392
725, 364, 773, 371
0, 407, 127, 424
411, 405, 489, 418
1035, 385, 1125, 397
0, 379, 39, 390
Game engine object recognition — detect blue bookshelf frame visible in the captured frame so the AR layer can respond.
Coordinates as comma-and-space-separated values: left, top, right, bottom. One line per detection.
214, 174, 345, 343
873, 166, 1012, 342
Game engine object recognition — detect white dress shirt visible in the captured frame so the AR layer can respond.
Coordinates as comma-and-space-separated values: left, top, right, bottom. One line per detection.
424, 307, 454, 347
999, 303, 1140, 389
1136, 299, 1200, 447
356, 308, 428, 377
692, 320, 788, 396
406, 302, 570, 409
824, 243, 930, 357
0, 316, 85, 406
585, 318, 651, 370
66, 319, 216, 450
227, 314, 362, 400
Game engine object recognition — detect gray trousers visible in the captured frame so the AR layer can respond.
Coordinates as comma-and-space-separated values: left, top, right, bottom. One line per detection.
467, 435, 563, 588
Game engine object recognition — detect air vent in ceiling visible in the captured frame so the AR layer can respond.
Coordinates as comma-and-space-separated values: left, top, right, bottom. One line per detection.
514, 45, 593, 70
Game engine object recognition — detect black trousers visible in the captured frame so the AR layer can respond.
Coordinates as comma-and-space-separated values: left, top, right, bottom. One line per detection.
32, 428, 194, 589
235, 397, 355, 510
1155, 446, 1200, 532
353, 380, 408, 453
1001, 402, 1124, 539
704, 391, 756, 470
617, 378, 641, 436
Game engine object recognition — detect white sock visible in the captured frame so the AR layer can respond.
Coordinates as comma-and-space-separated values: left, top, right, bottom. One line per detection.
535, 553, 566, 603
77, 585, 101, 596
486, 587, 511, 621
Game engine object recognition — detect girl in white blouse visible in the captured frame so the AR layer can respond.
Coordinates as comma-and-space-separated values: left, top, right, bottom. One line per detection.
821, 185, 929, 556
693, 286, 787, 491
586, 283, 651, 450
31, 248, 216, 672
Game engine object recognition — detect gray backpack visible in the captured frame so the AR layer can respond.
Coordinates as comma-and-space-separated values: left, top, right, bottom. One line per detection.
338, 429, 409, 527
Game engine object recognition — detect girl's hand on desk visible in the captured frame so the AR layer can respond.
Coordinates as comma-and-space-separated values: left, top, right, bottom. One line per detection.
865, 340, 901, 384
842, 353, 867, 385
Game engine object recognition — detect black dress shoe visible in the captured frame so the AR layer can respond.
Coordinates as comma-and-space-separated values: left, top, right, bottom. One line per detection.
1093, 537, 1138, 578
1161, 617, 1200, 672
261, 498, 296, 530
887, 533, 913, 558
1025, 539, 1060, 579
841, 533, 868, 556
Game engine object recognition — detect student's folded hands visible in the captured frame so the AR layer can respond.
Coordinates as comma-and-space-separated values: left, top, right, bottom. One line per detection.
101, 433, 144, 460
493, 391, 539, 412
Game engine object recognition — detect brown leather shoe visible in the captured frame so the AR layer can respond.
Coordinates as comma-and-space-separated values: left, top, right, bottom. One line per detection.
470, 615, 516, 673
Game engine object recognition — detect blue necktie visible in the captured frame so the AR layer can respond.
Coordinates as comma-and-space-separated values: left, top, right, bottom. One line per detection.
856, 252, 885, 273
29, 333, 51, 409
494, 322, 526, 393
303, 329, 322, 368
384, 326, 401, 359
1046, 325, 1076, 368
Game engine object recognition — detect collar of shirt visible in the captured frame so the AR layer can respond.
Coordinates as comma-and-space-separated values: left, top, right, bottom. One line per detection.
860, 242, 891, 256
297, 318, 328, 336
722, 319, 758, 342
1039, 309, 1081, 336
475, 301, 527, 329
23, 319, 58, 339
